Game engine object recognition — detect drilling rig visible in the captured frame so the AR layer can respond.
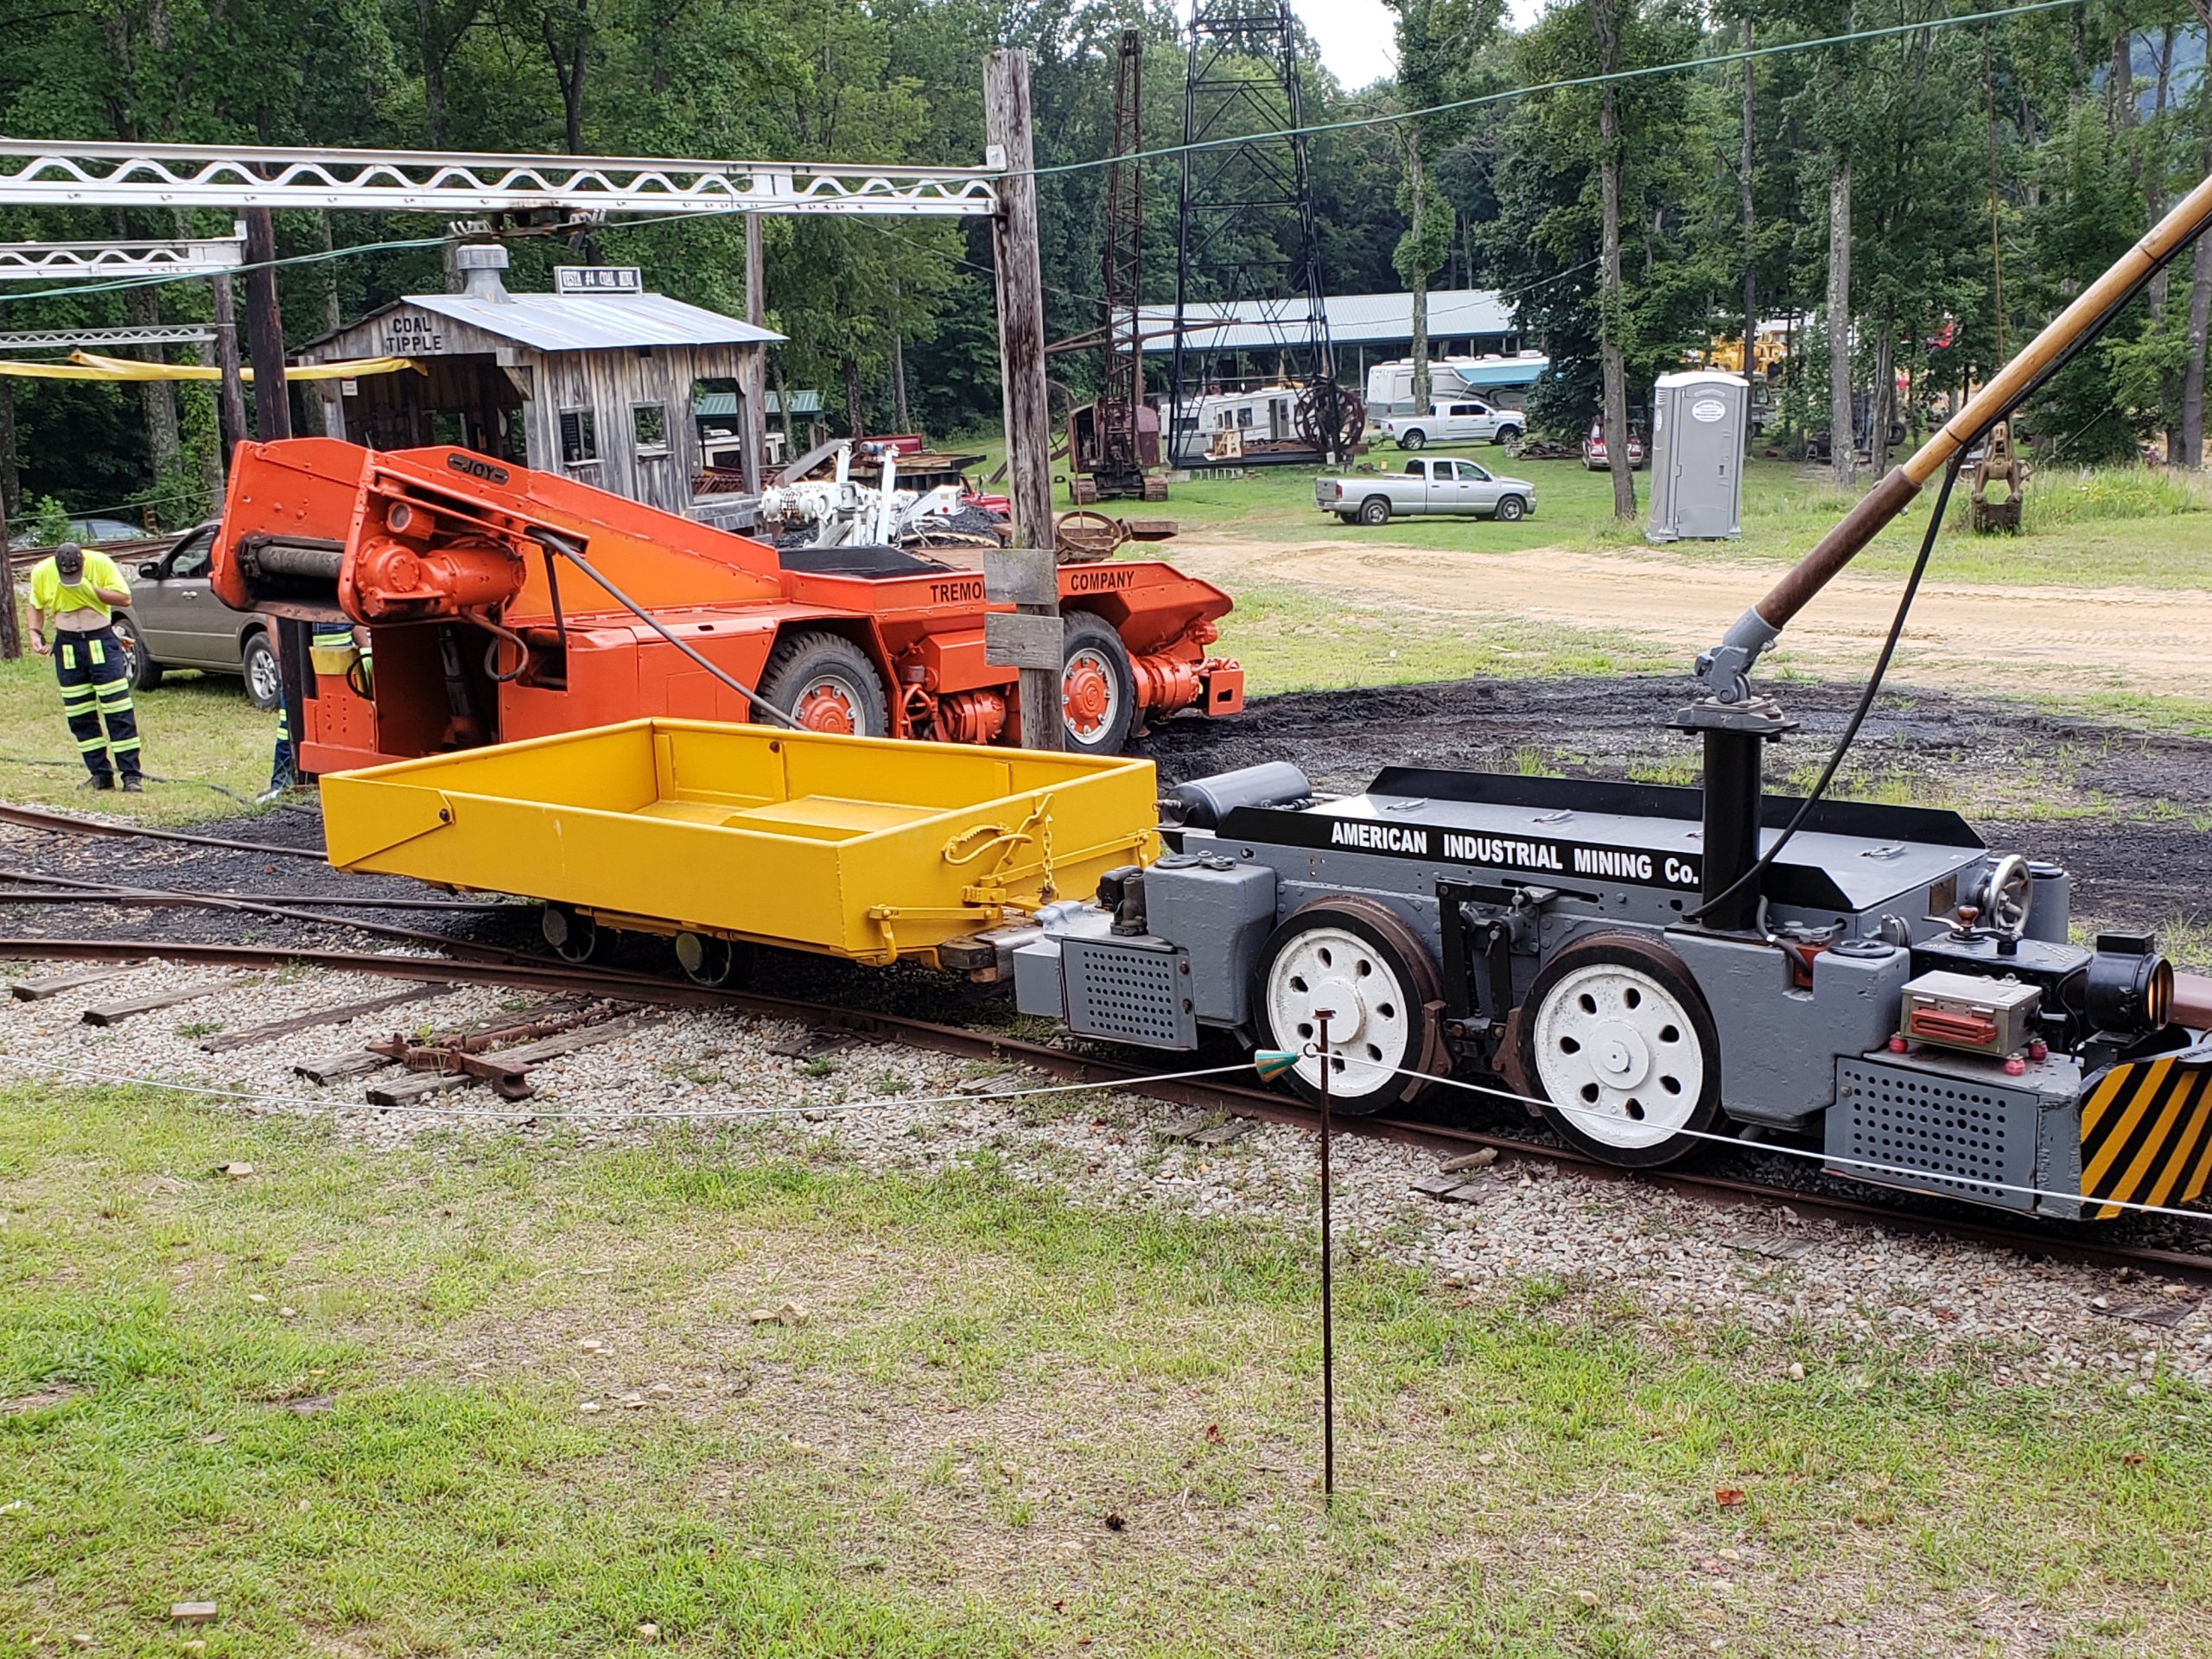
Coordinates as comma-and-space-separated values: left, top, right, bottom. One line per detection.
1070, 29, 1166, 505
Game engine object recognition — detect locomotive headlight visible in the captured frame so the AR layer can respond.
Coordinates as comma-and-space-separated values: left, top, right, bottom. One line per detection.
2084, 931, 2175, 1035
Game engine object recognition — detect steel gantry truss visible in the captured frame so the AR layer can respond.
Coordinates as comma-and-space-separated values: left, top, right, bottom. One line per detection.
0, 322, 214, 350
0, 224, 245, 278
0, 140, 1000, 217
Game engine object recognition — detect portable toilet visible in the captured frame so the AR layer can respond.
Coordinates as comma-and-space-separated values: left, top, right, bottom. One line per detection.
1646, 370, 1748, 542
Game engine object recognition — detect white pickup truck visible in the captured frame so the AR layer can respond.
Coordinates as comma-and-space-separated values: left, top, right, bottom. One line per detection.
1376, 397, 1523, 449
1314, 457, 1538, 525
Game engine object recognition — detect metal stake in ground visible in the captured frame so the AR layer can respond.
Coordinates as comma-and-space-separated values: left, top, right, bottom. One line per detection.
1315, 1007, 1336, 1503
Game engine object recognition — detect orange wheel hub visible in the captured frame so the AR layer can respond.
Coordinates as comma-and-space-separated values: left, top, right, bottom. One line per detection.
1062, 655, 1113, 737
794, 681, 860, 734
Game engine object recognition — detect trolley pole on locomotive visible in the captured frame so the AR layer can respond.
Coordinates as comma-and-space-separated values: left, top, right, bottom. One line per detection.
1315, 1009, 1336, 1503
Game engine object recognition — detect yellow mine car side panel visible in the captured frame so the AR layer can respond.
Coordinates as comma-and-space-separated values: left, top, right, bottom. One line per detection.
319, 719, 1160, 963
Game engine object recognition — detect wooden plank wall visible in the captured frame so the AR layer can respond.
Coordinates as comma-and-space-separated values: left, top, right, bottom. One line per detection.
307, 303, 754, 517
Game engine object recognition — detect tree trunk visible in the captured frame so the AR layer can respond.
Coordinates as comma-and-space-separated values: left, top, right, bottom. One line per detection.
1827, 158, 1855, 488
121, 280, 183, 494
2187, 66, 2212, 468
1740, 18, 1757, 365
1595, 3, 1635, 520
2183, 226, 2211, 468
417, 0, 449, 145
844, 356, 866, 439
1869, 320, 1894, 475
0, 378, 16, 661
1406, 130, 1432, 414
0, 374, 17, 519
2152, 24, 2178, 459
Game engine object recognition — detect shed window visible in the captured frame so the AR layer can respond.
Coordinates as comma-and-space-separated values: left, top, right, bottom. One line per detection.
632, 403, 670, 456
559, 409, 599, 467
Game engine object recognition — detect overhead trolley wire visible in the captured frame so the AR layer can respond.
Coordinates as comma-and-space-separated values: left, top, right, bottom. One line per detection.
1030, 0, 2094, 179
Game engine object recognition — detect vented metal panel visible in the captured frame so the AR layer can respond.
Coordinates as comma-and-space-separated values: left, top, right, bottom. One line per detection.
1063, 937, 1196, 1049
1829, 1058, 2039, 1211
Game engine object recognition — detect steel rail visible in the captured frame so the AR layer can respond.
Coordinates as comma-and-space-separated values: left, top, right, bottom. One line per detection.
0, 887, 517, 912
0, 867, 541, 962
3, 931, 2208, 1288
0, 804, 330, 860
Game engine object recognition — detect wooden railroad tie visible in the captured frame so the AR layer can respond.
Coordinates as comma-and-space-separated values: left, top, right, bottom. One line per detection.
363, 1012, 658, 1106
80, 976, 248, 1027
199, 982, 453, 1053
10, 963, 142, 1002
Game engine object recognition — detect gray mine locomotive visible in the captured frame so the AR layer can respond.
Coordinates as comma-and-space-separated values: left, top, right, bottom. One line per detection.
1008, 748, 2202, 1224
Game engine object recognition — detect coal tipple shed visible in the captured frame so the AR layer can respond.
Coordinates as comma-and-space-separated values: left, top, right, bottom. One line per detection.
298, 246, 781, 516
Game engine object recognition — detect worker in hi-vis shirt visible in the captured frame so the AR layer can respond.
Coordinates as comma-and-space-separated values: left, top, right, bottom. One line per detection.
26, 541, 144, 792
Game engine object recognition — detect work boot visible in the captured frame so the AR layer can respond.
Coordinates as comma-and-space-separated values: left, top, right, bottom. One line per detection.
80, 773, 115, 791
121, 775, 143, 794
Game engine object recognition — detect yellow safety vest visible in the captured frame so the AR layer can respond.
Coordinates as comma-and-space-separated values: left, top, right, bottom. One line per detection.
29, 550, 130, 624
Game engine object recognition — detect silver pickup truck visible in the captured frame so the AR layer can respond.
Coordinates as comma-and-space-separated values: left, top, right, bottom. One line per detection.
1314, 457, 1537, 526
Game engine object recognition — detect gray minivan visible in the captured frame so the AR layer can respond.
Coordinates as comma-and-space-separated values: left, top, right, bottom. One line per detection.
111, 524, 281, 709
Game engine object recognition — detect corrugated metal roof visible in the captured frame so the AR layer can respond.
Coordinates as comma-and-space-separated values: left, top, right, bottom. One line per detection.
387, 290, 784, 352
1135, 288, 1515, 352
692, 387, 823, 416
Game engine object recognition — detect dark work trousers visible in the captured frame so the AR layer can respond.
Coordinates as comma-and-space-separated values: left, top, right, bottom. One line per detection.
52, 627, 142, 784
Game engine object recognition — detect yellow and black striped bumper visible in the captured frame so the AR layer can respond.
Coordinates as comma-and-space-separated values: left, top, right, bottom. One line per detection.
2080, 1053, 2212, 1220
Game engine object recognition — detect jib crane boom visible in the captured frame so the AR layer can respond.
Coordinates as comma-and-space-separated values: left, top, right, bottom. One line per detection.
1696, 168, 2212, 704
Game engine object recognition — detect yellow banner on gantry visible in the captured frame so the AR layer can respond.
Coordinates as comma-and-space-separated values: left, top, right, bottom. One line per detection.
0, 352, 421, 382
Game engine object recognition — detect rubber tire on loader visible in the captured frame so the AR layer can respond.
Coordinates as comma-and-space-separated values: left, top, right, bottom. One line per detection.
1357, 496, 1392, 527
1058, 612, 1138, 755
758, 630, 892, 737
111, 614, 162, 693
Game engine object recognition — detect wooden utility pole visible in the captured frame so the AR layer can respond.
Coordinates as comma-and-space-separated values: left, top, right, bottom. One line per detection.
242, 207, 292, 442
741, 213, 766, 493
210, 271, 251, 469
985, 48, 1062, 750
987, 50, 1054, 556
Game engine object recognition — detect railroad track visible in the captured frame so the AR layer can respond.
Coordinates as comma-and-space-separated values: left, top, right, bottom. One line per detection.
5, 925, 2211, 1290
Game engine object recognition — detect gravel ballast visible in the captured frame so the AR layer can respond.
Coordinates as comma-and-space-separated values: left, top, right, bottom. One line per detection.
3, 951, 2205, 1395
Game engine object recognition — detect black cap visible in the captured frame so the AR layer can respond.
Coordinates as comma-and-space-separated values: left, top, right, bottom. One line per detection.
53, 543, 84, 581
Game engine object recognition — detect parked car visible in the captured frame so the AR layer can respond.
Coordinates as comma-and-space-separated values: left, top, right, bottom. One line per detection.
111, 523, 282, 709
1377, 398, 1523, 450
1581, 419, 1647, 471
9, 514, 156, 550
1315, 457, 1537, 525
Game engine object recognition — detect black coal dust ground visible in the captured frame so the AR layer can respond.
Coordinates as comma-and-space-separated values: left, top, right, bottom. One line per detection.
3, 673, 2209, 958
1141, 675, 2212, 945
5, 672, 2210, 1243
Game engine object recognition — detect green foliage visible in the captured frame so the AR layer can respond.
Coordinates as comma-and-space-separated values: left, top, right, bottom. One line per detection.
3, 1, 2212, 504
29, 494, 71, 546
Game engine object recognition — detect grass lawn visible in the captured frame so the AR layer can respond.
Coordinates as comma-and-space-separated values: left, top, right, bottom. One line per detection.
948, 424, 2212, 593
0, 596, 276, 825
3, 1081, 2209, 1656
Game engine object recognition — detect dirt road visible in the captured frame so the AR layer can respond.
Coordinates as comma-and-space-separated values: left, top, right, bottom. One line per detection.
1173, 532, 2212, 699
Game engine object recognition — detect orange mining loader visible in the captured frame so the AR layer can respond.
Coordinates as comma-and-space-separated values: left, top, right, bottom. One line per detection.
211, 438, 1243, 775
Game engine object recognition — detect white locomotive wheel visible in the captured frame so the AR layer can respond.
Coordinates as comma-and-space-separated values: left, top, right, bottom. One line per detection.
1519, 936, 1723, 1166
1254, 899, 1442, 1113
